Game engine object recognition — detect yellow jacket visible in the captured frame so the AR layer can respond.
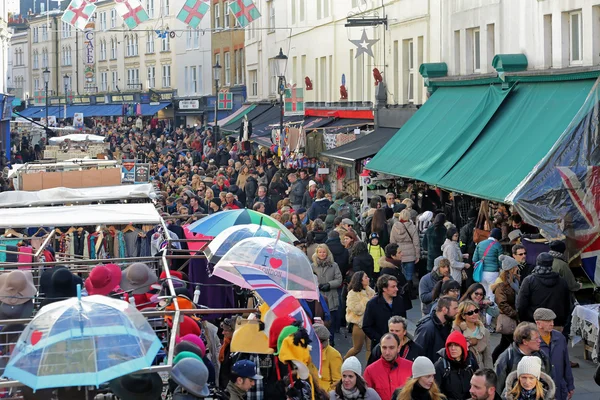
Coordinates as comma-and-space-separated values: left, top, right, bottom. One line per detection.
319, 345, 342, 392
345, 286, 376, 327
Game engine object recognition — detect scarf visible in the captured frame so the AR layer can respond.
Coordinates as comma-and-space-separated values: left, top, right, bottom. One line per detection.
519, 387, 537, 400
340, 387, 362, 399
548, 250, 566, 262
533, 264, 553, 275
219, 337, 231, 363
509, 276, 520, 294
384, 257, 403, 268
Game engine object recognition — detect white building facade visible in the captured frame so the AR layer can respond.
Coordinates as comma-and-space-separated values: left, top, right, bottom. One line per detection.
8, 29, 30, 101
0, 1, 10, 95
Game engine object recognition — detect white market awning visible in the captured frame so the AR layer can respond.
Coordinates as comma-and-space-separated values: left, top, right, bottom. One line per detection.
0, 203, 162, 228
48, 134, 106, 144
0, 184, 156, 208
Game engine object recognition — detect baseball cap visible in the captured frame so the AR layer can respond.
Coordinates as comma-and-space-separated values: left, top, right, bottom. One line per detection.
231, 360, 263, 380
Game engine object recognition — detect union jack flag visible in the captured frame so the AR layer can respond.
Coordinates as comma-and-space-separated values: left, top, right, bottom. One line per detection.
234, 265, 321, 373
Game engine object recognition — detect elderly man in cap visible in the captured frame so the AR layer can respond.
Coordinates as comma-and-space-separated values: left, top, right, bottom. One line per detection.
227, 360, 262, 400
535, 308, 575, 400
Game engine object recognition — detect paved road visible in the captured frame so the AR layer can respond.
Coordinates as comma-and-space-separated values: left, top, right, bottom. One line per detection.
331, 298, 600, 400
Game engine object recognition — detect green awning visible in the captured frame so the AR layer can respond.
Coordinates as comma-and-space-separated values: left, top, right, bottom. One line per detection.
437, 79, 595, 202
367, 78, 596, 202
367, 84, 512, 183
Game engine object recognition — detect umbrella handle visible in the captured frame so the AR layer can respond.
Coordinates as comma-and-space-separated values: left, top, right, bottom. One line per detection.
77, 283, 81, 300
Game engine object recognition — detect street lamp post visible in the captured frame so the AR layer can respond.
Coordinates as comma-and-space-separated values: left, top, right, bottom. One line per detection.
274, 48, 288, 143
63, 74, 69, 122
213, 62, 222, 145
42, 68, 50, 128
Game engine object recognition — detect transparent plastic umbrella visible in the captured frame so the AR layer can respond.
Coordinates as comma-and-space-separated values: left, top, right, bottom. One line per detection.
213, 237, 319, 300
205, 224, 294, 264
3, 293, 161, 390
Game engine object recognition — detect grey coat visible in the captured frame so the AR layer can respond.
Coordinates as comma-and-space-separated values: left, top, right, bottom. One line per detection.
329, 387, 382, 400
441, 239, 468, 284
313, 260, 343, 311
289, 180, 305, 205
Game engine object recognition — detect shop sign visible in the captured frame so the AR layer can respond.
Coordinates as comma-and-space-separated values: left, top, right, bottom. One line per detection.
122, 161, 136, 183
179, 100, 199, 110
134, 163, 150, 183
317, 168, 329, 175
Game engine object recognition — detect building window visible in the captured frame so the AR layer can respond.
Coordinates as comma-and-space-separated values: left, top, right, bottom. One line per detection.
110, 9, 117, 27
570, 10, 583, 65
133, 34, 139, 55
269, 1, 275, 32
112, 71, 118, 90
163, 0, 169, 15
184, 66, 189, 93
100, 72, 108, 91
161, 36, 170, 51
147, 66, 156, 88
162, 65, 171, 87
100, 40, 107, 60
317, 0, 329, 19
33, 27, 38, 43
42, 49, 48, 68
111, 38, 117, 59
224, 52, 231, 85
127, 68, 140, 86
186, 28, 192, 49
269, 59, 277, 95
454, 30, 461, 74
41, 25, 47, 41
198, 65, 203, 93
224, 4, 230, 28
191, 66, 197, 93
234, 50, 239, 85
215, 53, 221, 76
194, 28, 200, 48
146, 0, 154, 18
100, 12, 107, 30
146, 33, 154, 53
33, 51, 39, 69
34, 78, 40, 91
473, 28, 481, 72
250, 70, 258, 96
215, 3, 220, 29
405, 39, 414, 102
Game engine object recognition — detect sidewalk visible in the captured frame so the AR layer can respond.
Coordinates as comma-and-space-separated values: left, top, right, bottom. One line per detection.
334, 298, 600, 399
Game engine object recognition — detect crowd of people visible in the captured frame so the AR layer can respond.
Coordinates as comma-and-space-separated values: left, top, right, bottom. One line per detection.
6, 121, 595, 400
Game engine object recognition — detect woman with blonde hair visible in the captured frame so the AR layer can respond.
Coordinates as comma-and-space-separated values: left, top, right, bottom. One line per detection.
491, 255, 520, 363
390, 208, 421, 282
312, 244, 343, 346
504, 356, 556, 400
236, 165, 250, 188
393, 356, 446, 400
344, 271, 376, 360
453, 300, 493, 369
190, 174, 202, 190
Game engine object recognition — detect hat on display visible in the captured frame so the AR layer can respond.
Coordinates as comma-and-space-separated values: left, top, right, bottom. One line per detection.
121, 263, 158, 295
173, 351, 203, 365
268, 315, 296, 350
0, 301, 34, 320
176, 334, 206, 356
341, 356, 362, 378
108, 372, 164, 400
533, 308, 557, 321
170, 358, 211, 397
508, 229, 523, 242
85, 264, 122, 295
167, 315, 201, 337
517, 356, 542, 379
412, 356, 436, 379
232, 360, 262, 380
39, 266, 82, 299
0, 270, 36, 305
231, 320, 274, 355
174, 341, 205, 360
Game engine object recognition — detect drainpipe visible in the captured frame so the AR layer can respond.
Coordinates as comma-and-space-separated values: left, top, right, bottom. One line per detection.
75, 30, 79, 94
54, 16, 59, 95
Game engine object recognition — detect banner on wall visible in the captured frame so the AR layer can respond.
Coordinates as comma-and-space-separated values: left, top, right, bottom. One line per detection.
84, 20, 96, 87
73, 113, 84, 129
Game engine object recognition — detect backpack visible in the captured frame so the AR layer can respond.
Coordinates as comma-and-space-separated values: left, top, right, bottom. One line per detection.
337, 203, 353, 220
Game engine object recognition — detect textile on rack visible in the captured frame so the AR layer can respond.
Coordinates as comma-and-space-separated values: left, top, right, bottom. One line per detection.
323, 133, 337, 150
305, 130, 324, 158
336, 133, 357, 147
188, 258, 234, 320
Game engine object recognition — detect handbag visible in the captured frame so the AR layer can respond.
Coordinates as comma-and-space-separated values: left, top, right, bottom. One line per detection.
496, 313, 518, 335
473, 241, 494, 283
473, 201, 492, 244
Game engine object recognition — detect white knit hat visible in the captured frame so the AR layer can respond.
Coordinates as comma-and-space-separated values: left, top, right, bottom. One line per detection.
517, 356, 542, 379
412, 356, 436, 379
341, 356, 362, 378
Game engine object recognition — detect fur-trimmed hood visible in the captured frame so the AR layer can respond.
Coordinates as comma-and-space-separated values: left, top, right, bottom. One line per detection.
503, 370, 556, 400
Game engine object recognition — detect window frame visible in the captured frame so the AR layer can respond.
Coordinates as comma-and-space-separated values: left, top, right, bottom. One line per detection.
162, 64, 171, 87
569, 10, 583, 65
224, 51, 231, 86
473, 28, 481, 72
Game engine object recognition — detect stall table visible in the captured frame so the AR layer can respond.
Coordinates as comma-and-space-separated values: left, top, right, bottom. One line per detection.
570, 304, 600, 362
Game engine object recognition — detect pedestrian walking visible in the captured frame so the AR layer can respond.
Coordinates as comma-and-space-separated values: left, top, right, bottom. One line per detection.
503, 356, 556, 400
329, 357, 381, 400
393, 357, 445, 400
344, 271, 376, 360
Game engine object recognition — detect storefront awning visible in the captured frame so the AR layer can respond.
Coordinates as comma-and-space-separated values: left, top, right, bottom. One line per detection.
367, 78, 597, 203
320, 118, 374, 134
320, 127, 399, 164
212, 104, 255, 126
16, 103, 169, 119
221, 104, 273, 132
141, 102, 170, 115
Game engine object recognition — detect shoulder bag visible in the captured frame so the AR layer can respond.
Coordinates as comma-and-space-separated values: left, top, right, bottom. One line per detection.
473, 201, 492, 244
473, 241, 494, 283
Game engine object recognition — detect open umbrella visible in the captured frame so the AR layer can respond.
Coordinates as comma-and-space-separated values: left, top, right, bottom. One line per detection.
3, 293, 161, 390
213, 237, 319, 300
187, 209, 298, 241
205, 224, 294, 264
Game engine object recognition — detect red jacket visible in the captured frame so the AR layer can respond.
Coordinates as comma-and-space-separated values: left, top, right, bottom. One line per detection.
364, 355, 412, 400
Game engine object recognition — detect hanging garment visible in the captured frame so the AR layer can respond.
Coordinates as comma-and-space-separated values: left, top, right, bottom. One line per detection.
17, 246, 33, 270
323, 133, 337, 150
305, 130, 325, 157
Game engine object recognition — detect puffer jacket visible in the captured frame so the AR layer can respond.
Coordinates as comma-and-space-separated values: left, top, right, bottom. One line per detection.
313, 259, 343, 311
390, 220, 420, 262
472, 238, 503, 273
345, 286, 376, 327
502, 370, 556, 400
441, 239, 468, 284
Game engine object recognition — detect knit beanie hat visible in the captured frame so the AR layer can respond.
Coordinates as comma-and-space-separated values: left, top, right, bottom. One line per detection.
549, 240, 566, 254
499, 254, 519, 271
536, 252, 554, 268
341, 357, 362, 378
490, 228, 502, 240
517, 356, 542, 379
412, 356, 436, 379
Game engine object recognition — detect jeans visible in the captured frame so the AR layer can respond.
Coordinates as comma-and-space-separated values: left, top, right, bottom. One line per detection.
329, 309, 339, 345
344, 324, 371, 361
402, 261, 415, 281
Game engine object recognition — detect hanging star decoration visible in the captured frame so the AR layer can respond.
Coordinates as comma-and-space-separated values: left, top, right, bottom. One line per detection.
350, 29, 379, 59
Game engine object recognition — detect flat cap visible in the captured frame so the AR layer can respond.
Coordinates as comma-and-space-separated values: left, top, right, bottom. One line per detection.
533, 308, 556, 321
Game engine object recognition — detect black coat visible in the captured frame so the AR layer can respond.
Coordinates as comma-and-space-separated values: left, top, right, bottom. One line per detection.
434, 349, 479, 400
379, 265, 413, 312
244, 176, 259, 206
362, 294, 407, 347
216, 149, 230, 166
423, 225, 447, 271
325, 237, 350, 276
413, 314, 452, 363
517, 272, 572, 326
308, 198, 332, 221
352, 252, 374, 278
252, 196, 276, 215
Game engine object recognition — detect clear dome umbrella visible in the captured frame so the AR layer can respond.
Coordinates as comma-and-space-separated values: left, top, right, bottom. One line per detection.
3, 291, 161, 390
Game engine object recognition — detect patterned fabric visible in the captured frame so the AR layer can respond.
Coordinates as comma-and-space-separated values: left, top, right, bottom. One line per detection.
114, 0, 150, 30
336, 133, 356, 147
228, 0, 261, 28
61, 0, 97, 31
324, 133, 337, 150
176, 0, 209, 28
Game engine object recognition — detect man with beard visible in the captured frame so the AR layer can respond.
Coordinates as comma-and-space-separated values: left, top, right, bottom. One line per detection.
414, 296, 458, 363
419, 257, 453, 316
367, 315, 424, 365
364, 333, 412, 400
469, 369, 502, 400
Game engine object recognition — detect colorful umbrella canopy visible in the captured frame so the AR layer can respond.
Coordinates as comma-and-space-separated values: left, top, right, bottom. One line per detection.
213, 237, 319, 300
187, 209, 298, 241
205, 224, 294, 263
4, 294, 161, 390
233, 265, 321, 374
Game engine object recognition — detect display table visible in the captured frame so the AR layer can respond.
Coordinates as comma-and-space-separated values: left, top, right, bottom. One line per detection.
570, 304, 600, 362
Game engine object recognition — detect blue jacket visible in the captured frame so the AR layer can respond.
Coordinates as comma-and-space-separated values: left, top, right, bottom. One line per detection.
472, 238, 503, 272
540, 330, 574, 400
419, 271, 443, 315
414, 313, 452, 363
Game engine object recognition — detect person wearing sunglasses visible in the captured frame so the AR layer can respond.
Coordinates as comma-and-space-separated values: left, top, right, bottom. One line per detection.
512, 244, 534, 281
453, 300, 493, 369
460, 283, 499, 324
491, 255, 521, 363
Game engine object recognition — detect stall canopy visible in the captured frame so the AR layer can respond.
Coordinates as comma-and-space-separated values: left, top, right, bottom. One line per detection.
320, 127, 399, 165
16, 103, 169, 118
0, 184, 156, 208
0, 203, 161, 227
48, 134, 105, 144
320, 118, 374, 134
367, 73, 599, 205
212, 104, 255, 127
221, 104, 273, 132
